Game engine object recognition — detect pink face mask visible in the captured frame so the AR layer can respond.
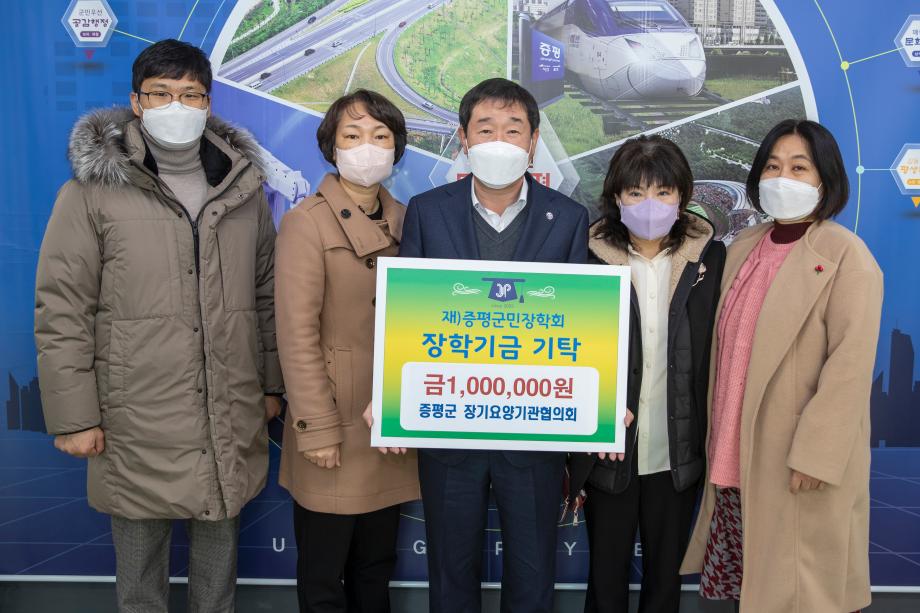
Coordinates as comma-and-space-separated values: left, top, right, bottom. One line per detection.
618, 198, 680, 241
335, 143, 395, 187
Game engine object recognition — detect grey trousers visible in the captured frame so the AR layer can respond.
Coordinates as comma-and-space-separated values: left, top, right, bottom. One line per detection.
110, 515, 241, 613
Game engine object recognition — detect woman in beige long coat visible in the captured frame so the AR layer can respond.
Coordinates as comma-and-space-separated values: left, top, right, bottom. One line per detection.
681, 119, 883, 613
275, 90, 419, 613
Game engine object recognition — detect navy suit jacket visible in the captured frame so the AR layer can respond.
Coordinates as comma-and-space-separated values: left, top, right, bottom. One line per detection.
400, 173, 588, 262
399, 173, 589, 465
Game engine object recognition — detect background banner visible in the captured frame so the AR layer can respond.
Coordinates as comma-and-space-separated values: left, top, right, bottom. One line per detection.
1, 0, 918, 588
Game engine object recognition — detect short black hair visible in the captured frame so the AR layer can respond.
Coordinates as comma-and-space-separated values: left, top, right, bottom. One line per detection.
597, 134, 699, 252
316, 90, 407, 166
459, 78, 540, 135
132, 39, 212, 93
747, 119, 849, 220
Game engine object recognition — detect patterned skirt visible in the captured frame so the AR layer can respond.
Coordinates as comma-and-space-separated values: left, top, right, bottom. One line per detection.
700, 486, 743, 600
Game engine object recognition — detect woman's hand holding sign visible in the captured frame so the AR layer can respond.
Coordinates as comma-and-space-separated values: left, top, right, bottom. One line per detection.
363, 402, 409, 455
593, 409, 634, 462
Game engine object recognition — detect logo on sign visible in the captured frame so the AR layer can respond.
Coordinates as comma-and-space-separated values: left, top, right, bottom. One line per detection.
894, 17, 920, 67
61, 0, 118, 48
890, 144, 920, 195
532, 30, 565, 83
483, 277, 526, 303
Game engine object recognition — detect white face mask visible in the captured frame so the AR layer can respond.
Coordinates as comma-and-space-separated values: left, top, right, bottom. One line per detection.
466, 139, 532, 189
758, 177, 822, 222
335, 143, 395, 188
141, 101, 208, 146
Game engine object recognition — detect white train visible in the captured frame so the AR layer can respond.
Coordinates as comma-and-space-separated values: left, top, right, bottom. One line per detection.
536, 0, 706, 100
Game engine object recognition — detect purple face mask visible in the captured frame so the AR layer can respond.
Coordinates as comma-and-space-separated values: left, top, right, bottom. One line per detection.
619, 198, 680, 241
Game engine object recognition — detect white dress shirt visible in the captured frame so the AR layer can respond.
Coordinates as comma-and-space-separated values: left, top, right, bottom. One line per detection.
471, 178, 528, 232
628, 246, 672, 476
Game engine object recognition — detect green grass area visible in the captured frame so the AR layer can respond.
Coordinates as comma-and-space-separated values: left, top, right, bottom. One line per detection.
704, 76, 783, 102
235, 1, 274, 39
225, 0, 335, 62
339, 0, 371, 13
408, 131, 450, 154
695, 85, 806, 142
271, 33, 438, 122
567, 84, 807, 211
571, 152, 612, 215
661, 123, 751, 183
394, 0, 506, 111
544, 75, 785, 157
543, 94, 611, 156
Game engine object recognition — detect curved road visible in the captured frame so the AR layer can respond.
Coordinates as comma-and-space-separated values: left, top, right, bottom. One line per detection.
222, 0, 434, 90
693, 179, 760, 240
700, 125, 760, 146
375, 13, 458, 124
696, 180, 748, 209
231, 0, 282, 43
404, 118, 454, 135
219, 0, 352, 75
220, 0, 458, 134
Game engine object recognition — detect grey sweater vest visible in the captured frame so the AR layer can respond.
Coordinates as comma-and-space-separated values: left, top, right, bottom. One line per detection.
472, 205, 529, 261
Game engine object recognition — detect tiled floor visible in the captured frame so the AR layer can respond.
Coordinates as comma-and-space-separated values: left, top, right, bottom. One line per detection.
1, 584, 919, 612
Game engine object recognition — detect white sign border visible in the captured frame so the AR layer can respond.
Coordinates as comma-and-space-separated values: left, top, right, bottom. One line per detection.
371, 256, 631, 452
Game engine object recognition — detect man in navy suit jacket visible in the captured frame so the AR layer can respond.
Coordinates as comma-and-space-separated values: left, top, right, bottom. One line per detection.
399, 79, 588, 613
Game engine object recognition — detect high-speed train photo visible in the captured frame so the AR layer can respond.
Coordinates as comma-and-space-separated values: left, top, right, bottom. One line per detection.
536, 0, 706, 100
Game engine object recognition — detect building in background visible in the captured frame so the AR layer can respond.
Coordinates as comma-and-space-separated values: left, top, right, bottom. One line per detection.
720, 0, 772, 44
889, 328, 915, 408
871, 328, 920, 447
689, 0, 721, 43
668, 0, 777, 45
515, 0, 555, 19
5, 373, 45, 433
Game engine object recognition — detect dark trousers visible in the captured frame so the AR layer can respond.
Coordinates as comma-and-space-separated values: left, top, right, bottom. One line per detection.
583, 461, 698, 613
419, 449, 566, 613
292, 502, 401, 613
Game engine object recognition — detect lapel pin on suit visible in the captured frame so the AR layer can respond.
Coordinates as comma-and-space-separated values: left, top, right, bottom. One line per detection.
545, 211, 554, 221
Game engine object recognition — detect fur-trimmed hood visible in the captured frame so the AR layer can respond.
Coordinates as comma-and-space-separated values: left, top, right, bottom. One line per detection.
67, 106, 265, 188
589, 211, 717, 303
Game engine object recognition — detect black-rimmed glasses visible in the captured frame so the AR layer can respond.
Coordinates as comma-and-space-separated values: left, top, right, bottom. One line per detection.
138, 90, 210, 108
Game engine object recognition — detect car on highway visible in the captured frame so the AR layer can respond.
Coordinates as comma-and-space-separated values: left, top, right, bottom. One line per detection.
331, 39, 343, 47
260, 72, 272, 80
249, 80, 263, 89
398, 21, 407, 27
421, 101, 434, 109
308, 15, 317, 24
304, 48, 315, 56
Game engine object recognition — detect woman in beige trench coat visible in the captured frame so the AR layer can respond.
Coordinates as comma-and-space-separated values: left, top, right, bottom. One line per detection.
681, 120, 883, 613
275, 90, 419, 613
